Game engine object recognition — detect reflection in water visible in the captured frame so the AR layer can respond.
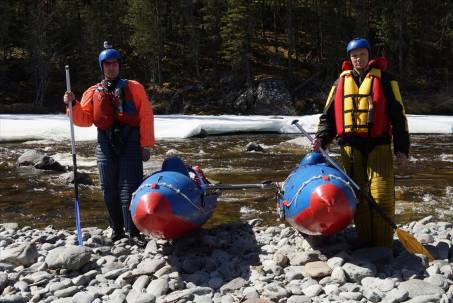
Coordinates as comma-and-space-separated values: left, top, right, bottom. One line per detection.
0, 134, 452, 229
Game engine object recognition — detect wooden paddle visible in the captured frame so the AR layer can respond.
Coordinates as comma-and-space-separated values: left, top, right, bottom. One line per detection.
291, 120, 434, 262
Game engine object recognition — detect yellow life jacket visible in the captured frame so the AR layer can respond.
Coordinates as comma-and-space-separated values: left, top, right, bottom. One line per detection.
334, 68, 390, 137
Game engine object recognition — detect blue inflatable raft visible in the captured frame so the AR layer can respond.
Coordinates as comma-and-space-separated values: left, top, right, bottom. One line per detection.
130, 157, 217, 239
277, 152, 358, 235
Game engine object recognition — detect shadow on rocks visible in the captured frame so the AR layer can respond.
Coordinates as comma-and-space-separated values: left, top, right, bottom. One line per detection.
165, 221, 261, 291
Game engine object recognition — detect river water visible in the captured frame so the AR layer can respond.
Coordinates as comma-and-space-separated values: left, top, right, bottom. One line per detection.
0, 134, 452, 230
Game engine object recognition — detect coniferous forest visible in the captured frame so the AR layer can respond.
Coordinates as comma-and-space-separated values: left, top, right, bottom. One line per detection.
1, 0, 452, 115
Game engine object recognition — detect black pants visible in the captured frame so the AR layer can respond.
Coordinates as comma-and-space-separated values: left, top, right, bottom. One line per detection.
96, 126, 143, 236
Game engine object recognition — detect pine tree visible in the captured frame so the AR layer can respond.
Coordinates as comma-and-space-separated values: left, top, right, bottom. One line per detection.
127, 0, 163, 84
220, 0, 254, 87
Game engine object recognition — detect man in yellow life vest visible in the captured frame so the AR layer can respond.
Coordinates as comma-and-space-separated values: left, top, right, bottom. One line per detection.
312, 38, 410, 248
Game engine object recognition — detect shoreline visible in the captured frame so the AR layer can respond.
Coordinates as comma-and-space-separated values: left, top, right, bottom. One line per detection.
0, 217, 452, 302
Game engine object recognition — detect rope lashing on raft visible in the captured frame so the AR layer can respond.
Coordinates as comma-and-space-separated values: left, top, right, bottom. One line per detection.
282, 174, 357, 208
133, 181, 209, 213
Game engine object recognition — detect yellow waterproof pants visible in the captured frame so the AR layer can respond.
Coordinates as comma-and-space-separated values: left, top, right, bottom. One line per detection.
340, 144, 395, 247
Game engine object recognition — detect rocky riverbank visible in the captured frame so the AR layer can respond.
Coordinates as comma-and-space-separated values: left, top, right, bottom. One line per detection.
0, 216, 452, 303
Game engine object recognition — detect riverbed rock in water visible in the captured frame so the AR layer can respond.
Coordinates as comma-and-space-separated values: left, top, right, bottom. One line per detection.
17, 149, 66, 172
59, 171, 93, 186
245, 142, 265, 152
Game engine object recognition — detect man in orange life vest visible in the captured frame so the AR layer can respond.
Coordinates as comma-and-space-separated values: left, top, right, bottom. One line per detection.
63, 42, 154, 247
312, 38, 410, 248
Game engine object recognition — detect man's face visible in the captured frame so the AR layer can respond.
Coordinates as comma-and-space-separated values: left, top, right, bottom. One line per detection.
349, 48, 369, 71
103, 59, 119, 80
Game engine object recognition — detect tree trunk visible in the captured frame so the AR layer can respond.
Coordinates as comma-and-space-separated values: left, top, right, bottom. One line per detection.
287, 0, 294, 79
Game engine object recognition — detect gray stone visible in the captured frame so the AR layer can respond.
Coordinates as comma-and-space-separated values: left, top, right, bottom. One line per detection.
339, 291, 363, 300
104, 268, 128, 279
0, 294, 26, 303
361, 277, 395, 292
302, 284, 323, 297
144, 240, 158, 254
304, 261, 332, 279
125, 290, 155, 303
424, 274, 449, 290
327, 256, 345, 269
285, 267, 304, 281
220, 294, 234, 303
154, 265, 172, 278
383, 288, 409, 303
403, 293, 442, 303
193, 294, 213, 303
219, 277, 247, 295
363, 288, 384, 303
272, 252, 289, 268
245, 142, 265, 153
101, 261, 124, 274
398, 279, 445, 298
54, 285, 80, 298
342, 262, 376, 282
163, 287, 212, 302
45, 246, 91, 270
330, 266, 347, 283
323, 284, 339, 295
0, 242, 38, 266
72, 291, 95, 303
146, 277, 169, 297
72, 274, 91, 286
13, 280, 28, 292
17, 150, 65, 172
287, 295, 311, 303
132, 275, 150, 292
23, 271, 53, 284
261, 282, 290, 300
289, 251, 319, 265
0, 272, 9, 293
134, 258, 165, 275
242, 287, 259, 299
416, 233, 435, 244
0, 223, 19, 232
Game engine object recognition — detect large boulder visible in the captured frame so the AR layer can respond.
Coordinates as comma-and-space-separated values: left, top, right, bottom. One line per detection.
17, 150, 66, 172
0, 242, 38, 267
45, 245, 91, 270
254, 79, 295, 115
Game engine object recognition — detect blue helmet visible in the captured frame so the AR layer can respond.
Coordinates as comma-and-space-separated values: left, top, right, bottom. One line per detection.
98, 41, 121, 71
346, 38, 370, 54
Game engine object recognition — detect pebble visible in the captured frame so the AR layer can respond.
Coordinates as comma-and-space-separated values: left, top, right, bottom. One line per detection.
0, 218, 451, 302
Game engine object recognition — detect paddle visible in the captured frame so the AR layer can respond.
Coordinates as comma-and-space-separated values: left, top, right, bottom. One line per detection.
291, 119, 434, 262
65, 65, 83, 246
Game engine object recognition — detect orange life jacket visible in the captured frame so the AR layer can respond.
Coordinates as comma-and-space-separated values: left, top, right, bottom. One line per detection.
334, 58, 391, 138
92, 79, 140, 130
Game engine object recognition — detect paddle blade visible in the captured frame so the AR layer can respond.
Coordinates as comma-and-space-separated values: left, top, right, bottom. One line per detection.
396, 228, 434, 262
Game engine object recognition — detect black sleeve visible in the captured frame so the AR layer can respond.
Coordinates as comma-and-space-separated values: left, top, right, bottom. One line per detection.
382, 72, 410, 156
315, 82, 338, 148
